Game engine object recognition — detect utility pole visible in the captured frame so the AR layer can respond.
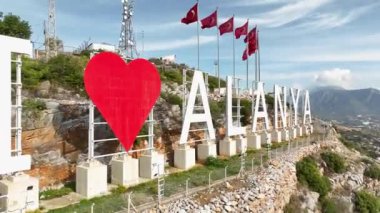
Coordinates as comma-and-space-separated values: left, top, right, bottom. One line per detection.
119, 0, 139, 59
44, 0, 57, 59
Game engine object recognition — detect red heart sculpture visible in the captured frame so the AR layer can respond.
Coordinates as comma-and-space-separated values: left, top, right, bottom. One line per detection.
84, 52, 161, 152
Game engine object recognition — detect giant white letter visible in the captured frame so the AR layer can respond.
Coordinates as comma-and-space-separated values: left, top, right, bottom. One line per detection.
226, 76, 245, 136
303, 90, 312, 124
274, 85, 287, 129
290, 88, 300, 126
252, 82, 270, 132
0, 35, 32, 174
179, 71, 215, 144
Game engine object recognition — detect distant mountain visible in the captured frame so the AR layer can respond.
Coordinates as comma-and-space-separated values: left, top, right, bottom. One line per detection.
310, 87, 380, 121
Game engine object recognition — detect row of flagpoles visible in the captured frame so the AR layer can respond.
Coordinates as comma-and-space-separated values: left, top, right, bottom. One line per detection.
181, 1, 261, 90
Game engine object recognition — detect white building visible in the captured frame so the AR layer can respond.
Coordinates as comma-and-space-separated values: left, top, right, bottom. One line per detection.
88, 43, 116, 52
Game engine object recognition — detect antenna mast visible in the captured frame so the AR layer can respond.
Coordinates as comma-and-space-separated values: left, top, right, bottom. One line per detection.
118, 0, 139, 59
44, 0, 57, 59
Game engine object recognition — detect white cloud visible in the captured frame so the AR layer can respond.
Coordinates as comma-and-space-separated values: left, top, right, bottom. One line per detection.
144, 36, 216, 52
295, 50, 380, 62
295, 4, 376, 30
253, 0, 332, 27
225, 0, 298, 7
314, 68, 352, 88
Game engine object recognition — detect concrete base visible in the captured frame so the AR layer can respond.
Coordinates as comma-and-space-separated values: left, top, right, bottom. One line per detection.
174, 146, 196, 170
0, 174, 39, 213
296, 126, 303, 137
76, 160, 107, 198
219, 137, 237, 157
282, 129, 290, 141
272, 130, 282, 143
197, 142, 217, 161
261, 132, 272, 145
111, 155, 139, 186
309, 125, 314, 134
303, 125, 311, 136
236, 136, 248, 154
139, 151, 165, 179
289, 128, 297, 139
247, 133, 261, 149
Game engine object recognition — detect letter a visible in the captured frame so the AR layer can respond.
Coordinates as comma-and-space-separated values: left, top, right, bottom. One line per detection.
179, 71, 215, 144
252, 82, 270, 132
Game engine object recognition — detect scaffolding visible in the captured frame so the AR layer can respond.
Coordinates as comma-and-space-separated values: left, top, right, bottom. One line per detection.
11, 54, 23, 157
87, 103, 155, 160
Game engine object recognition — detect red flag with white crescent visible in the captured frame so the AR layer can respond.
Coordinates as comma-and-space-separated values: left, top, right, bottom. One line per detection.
219, 17, 234, 36
181, 3, 198, 25
235, 21, 248, 39
201, 10, 218, 29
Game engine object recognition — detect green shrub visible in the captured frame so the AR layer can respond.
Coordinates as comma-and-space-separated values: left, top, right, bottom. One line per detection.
240, 99, 252, 126
205, 157, 227, 168
364, 164, 380, 180
23, 99, 47, 111
159, 69, 182, 84
296, 157, 331, 197
321, 152, 346, 173
165, 93, 182, 108
321, 197, 338, 213
355, 191, 380, 213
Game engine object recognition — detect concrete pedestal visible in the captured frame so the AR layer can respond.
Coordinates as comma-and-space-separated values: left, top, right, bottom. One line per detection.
219, 137, 237, 157
111, 155, 139, 186
247, 133, 261, 149
289, 127, 297, 139
282, 129, 290, 141
139, 151, 165, 179
197, 142, 217, 161
0, 174, 39, 212
272, 130, 282, 143
236, 136, 248, 154
76, 160, 107, 198
174, 146, 196, 170
261, 132, 272, 145
296, 126, 303, 137
303, 125, 311, 136
309, 125, 314, 134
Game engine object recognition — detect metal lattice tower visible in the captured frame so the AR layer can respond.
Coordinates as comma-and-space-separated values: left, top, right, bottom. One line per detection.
44, 0, 57, 59
119, 0, 139, 59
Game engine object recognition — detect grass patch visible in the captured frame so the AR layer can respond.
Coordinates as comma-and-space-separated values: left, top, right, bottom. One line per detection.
364, 163, 380, 181
354, 190, 380, 213
40, 182, 75, 200
321, 151, 346, 173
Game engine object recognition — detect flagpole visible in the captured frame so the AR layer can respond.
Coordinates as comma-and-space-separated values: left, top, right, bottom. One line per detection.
258, 29, 261, 81
232, 15, 235, 80
255, 26, 258, 89
197, 0, 200, 70
216, 8, 220, 93
246, 19, 249, 89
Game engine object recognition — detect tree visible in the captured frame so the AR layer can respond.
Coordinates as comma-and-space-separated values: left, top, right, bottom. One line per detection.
0, 14, 32, 39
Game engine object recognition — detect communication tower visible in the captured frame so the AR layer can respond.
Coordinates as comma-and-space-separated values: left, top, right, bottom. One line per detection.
119, 0, 139, 59
44, 0, 57, 59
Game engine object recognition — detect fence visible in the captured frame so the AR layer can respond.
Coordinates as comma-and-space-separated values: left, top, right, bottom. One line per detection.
50, 133, 324, 213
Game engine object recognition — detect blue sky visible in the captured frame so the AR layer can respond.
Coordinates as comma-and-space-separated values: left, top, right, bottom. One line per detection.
2, 0, 380, 90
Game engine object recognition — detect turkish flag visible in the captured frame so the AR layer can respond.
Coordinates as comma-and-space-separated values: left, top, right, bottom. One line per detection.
181, 3, 198, 25
235, 21, 248, 39
242, 42, 258, 61
201, 10, 218, 29
219, 17, 234, 36
244, 27, 257, 43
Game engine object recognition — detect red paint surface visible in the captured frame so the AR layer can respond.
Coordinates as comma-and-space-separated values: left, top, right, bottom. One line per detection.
84, 52, 161, 152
